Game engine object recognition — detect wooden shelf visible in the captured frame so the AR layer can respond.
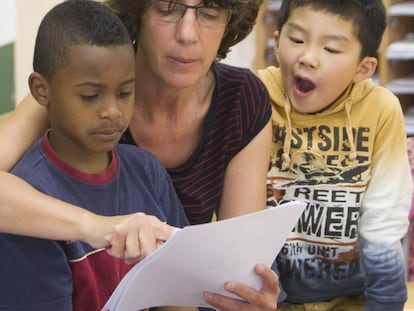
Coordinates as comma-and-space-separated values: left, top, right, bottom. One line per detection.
254, 1, 280, 71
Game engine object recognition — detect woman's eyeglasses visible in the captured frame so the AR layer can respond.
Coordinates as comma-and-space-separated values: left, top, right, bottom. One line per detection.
152, 0, 232, 27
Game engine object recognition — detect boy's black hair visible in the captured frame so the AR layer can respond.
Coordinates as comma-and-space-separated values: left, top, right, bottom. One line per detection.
33, 0, 132, 80
277, 0, 386, 58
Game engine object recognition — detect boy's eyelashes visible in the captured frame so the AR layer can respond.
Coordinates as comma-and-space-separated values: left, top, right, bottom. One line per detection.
324, 47, 340, 54
79, 90, 133, 102
80, 94, 99, 102
288, 36, 303, 44
117, 90, 133, 98
287, 36, 341, 54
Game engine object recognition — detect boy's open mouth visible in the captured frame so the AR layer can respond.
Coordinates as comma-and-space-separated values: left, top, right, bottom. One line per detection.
296, 77, 315, 93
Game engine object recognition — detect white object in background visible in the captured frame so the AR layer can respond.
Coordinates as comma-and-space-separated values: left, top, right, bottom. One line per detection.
0, 0, 16, 46
389, 1, 414, 16
387, 73, 414, 95
386, 33, 414, 60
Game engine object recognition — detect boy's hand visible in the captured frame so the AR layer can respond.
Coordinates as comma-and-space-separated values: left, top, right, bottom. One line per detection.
203, 263, 279, 311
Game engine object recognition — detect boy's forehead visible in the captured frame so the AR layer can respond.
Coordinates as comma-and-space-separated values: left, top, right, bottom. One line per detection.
286, 6, 357, 36
289, 5, 349, 21
54, 44, 135, 81
67, 44, 134, 63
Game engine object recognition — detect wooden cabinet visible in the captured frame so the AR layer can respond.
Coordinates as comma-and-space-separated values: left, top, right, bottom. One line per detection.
381, 0, 414, 134
254, 0, 414, 133
254, 0, 281, 71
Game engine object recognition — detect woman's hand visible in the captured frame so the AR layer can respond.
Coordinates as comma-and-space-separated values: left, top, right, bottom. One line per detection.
203, 263, 279, 311
81, 212, 175, 264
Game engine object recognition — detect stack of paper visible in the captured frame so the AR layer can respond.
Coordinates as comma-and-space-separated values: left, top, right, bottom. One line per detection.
102, 201, 306, 311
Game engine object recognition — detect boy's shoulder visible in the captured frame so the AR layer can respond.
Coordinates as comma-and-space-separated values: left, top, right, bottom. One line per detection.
115, 143, 157, 163
11, 138, 43, 175
257, 66, 283, 92
115, 143, 165, 173
353, 79, 401, 112
257, 66, 278, 82
114, 143, 171, 187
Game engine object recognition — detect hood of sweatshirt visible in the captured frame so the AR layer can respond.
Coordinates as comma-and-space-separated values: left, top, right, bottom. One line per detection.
257, 66, 378, 171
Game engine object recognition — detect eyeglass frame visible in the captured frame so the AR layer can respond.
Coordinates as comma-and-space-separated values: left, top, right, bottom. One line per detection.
151, 0, 233, 27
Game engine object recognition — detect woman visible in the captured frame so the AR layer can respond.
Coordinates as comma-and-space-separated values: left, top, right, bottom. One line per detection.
0, 0, 278, 310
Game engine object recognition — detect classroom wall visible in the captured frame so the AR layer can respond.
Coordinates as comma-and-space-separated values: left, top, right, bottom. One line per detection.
14, 0, 62, 105
0, 0, 17, 113
11, 0, 256, 107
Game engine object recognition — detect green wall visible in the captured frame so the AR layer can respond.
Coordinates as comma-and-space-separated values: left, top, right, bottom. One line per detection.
0, 42, 15, 114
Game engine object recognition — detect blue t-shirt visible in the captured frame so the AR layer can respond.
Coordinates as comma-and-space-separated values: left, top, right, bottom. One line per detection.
0, 134, 188, 311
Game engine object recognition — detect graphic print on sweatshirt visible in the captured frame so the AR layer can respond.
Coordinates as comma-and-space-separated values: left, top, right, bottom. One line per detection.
266, 122, 371, 283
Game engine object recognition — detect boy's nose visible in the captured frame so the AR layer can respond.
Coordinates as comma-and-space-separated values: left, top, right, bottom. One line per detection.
299, 47, 319, 69
100, 100, 122, 120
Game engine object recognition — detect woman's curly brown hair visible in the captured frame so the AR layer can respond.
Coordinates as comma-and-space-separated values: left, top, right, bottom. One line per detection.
104, 0, 263, 59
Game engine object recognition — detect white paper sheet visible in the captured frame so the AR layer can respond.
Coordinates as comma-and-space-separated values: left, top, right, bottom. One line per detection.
102, 201, 306, 311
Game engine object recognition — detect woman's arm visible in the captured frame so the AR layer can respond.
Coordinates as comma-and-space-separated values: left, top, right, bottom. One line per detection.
0, 93, 49, 171
213, 120, 278, 310
0, 171, 174, 263
0, 94, 174, 263
218, 119, 272, 220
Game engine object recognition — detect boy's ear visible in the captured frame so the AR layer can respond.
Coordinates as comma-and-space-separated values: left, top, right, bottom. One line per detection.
353, 56, 377, 83
28, 72, 50, 107
273, 30, 280, 63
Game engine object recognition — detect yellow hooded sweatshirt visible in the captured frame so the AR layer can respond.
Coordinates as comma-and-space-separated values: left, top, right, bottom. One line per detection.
258, 66, 412, 310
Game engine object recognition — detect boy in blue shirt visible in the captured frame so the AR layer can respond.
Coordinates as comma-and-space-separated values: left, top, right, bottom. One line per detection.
0, 1, 188, 310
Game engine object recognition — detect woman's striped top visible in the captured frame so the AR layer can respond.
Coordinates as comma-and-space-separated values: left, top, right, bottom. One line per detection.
121, 61, 271, 224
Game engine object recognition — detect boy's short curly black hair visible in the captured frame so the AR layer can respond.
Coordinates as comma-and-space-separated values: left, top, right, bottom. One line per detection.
277, 0, 387, 59
33, 0, 132, 80
105, 0, 263, 59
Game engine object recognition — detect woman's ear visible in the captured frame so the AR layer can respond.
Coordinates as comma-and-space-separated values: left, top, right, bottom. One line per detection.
353, 56, 378, 83
273, 30, 280, 64
28, 72, 50, 107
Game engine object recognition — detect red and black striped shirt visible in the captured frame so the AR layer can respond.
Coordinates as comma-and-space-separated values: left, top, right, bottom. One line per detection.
121, 62, 271, 225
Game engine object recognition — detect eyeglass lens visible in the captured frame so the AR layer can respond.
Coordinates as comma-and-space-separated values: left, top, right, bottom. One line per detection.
153, 0, 231, 26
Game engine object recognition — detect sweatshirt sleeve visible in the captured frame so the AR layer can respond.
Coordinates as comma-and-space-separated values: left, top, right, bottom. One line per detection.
359, 92, 412, 310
